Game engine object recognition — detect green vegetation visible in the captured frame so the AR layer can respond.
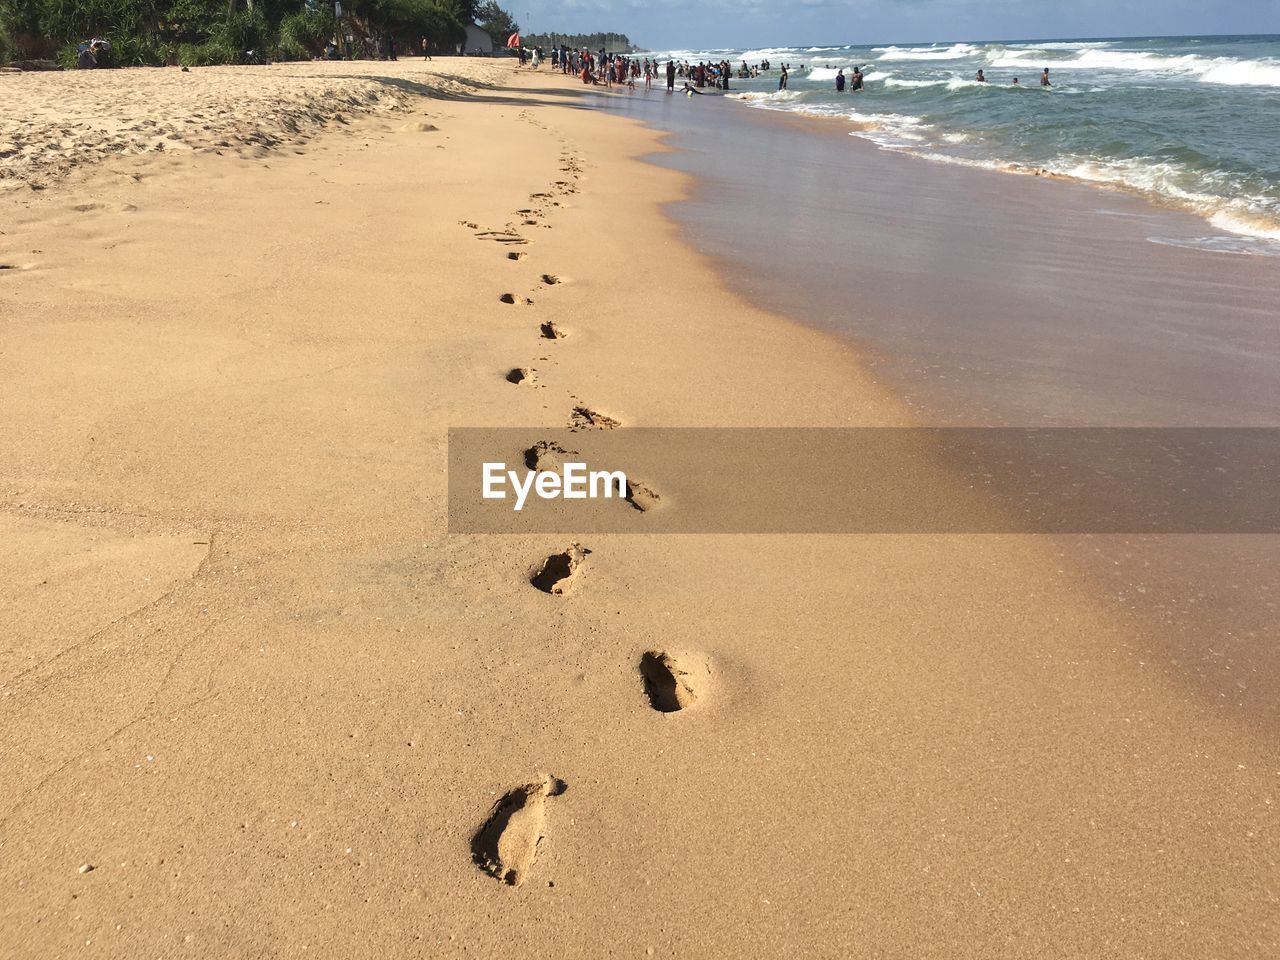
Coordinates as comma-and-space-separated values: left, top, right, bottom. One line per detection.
522, 31, 635, 54
0, 0, 503, 65
473, 0, 512, 46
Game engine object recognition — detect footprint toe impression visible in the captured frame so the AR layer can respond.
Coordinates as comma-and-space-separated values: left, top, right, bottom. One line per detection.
640, 651, 708, 712
472, 776, 567, 887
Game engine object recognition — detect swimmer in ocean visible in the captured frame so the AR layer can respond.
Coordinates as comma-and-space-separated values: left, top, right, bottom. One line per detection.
976, 69, 986, 82
1041, 67, 1051, 86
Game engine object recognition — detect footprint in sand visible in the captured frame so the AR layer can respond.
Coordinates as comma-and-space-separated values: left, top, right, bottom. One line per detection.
531, 544, 588, 595
524, 440, 576, 471
625, 480, 661, 512
506, 367, 535, 385
568, 406, 620, 430
640, 651, 710, 712
507, 251, 526, 261
540, 274, 562, 286
472, 776, 568, 887
475, 230, 528, 245
540, 321, 567, 340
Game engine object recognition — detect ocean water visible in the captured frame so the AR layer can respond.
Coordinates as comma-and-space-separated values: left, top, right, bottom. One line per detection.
650, 35, 1280, 248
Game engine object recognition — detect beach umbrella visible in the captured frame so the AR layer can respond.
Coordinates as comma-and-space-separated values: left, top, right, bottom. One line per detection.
507, 33, 521, 49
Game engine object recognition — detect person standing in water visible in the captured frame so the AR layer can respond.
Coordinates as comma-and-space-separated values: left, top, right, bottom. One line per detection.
1041, 67, 1051, 86
836, 68, 846, 92
975, 69, 986, 82
779, 64, 789, 90
851, 65, 864, 91
666, 59, 676, 93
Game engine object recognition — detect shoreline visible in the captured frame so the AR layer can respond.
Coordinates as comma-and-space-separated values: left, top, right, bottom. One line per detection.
728, 92, 1280, 246
2, 58, 1278, 957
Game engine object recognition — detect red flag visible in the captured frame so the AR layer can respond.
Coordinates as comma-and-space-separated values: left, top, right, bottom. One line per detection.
507, 33, 520, 49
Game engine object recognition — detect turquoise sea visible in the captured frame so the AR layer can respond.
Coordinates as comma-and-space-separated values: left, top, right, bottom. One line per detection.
651, 35, 1280, 247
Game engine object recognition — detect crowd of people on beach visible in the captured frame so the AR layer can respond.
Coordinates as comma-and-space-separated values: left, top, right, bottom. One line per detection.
521, 48, 1057, 97
540, 45, 746, 94
526, 48, 809, 96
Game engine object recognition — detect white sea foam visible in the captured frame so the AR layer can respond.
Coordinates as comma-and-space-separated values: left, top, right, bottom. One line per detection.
738, 48, 804, 62
1199, 59, 1280, 87
1208, 209, 1280, 241
1148, 235, 1280, 257
844, 111, 931, 147
987, 48, 1280, 87
1013, 40, 1116, 51
731, 90, 804, 103
882, 77, 947, 89
1039, 156, 1280, 244
875, 43, 979, 61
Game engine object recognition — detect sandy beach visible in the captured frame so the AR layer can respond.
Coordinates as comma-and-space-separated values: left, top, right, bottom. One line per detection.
2, 58, 1277, 958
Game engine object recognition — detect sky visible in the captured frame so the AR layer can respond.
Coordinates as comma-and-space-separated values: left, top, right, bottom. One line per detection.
514, 0, 1280, 49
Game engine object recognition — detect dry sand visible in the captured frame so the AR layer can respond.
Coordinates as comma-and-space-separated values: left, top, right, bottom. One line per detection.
1, 59, 1276, 957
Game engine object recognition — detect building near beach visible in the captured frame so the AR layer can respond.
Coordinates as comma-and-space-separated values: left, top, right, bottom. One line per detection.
462, 24, 494, 55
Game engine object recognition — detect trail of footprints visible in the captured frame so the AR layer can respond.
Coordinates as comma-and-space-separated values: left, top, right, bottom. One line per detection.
461, 141, 692, 890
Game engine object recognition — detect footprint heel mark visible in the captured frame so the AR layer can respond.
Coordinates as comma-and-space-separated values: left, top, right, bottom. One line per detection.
507, 251, 527, 261
506, 367, 534, 385
640, 651, 708, 712
531, 544, 589, 595
568, 406, 620, 431
625, 480, 661, 512
540, 274, 562, 285
499, 293, 517, 304
472, 776, 568, 887
540, 321, 567, 340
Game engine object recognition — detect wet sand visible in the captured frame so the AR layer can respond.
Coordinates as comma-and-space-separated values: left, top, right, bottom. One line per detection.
603, 93, 1280, 426
602, 90, 1280, 727
1, 60, 1278, 958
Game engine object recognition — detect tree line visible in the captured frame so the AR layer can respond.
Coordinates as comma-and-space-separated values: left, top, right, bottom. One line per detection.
0, 0, 522, 67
